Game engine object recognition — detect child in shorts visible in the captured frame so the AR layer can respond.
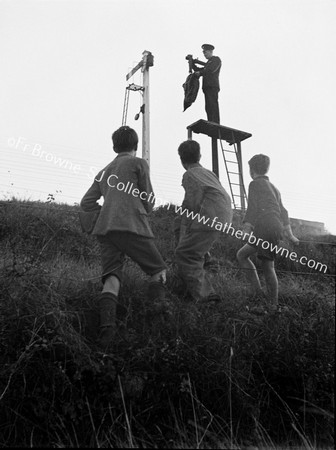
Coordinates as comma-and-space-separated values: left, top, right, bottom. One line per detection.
80, 126, 167, 349
237, 154, 299, 309
174, 140, 232, 303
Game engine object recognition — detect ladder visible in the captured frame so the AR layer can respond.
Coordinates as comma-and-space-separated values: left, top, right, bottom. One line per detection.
186, 120, 252, 211
219, 136, 247, 210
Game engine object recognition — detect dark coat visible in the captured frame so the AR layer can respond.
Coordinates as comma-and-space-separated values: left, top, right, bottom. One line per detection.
243, 175, 290, 227
194, 56, 221, 91
182, 72, 200, 111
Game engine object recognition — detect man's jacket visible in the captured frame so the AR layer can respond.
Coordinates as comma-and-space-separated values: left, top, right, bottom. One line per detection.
243, 175, 290, 227
194, 56, 221, 90
178, 164, 232, 231
80, 153, 155, 237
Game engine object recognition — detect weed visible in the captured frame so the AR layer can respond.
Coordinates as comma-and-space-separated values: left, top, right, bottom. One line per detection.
0, 200, 334, 447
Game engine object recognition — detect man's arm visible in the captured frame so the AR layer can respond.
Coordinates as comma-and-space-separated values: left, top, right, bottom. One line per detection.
181, 172, 203, 213
137, 159, 155, 213
278, 195, 299, 244
278, 195, 290, 226
242, 182, 257, 227
191, 58, 206, 78
192, 59, 206, 70
283, 224, 300, 245
173, 215, 182, 247
203, 56, 221, 76
80, 181, 102, 212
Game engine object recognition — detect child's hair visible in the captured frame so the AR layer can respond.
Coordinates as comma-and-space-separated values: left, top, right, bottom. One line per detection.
112, 126, 138, 153
178, 140, 201, 164
248, 154, 270, 175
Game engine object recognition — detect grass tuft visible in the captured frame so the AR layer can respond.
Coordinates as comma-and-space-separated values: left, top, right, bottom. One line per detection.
0, 200, 334, 448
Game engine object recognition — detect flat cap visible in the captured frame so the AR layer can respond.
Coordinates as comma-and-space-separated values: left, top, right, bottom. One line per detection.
201, 44, 215, 51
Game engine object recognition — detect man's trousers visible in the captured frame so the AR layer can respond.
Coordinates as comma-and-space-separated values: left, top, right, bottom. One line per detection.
204, 87, 220, 123
175, 229, 221, 302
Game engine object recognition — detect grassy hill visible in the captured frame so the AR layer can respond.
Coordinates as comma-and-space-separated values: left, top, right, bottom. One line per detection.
0, 199, 334, 448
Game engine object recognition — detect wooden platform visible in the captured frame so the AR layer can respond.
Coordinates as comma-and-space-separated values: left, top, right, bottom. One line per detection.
187, 119, 252, 145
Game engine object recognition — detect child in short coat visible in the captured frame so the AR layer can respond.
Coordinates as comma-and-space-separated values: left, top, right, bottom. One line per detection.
237, 154, 299, 309
80, 126, 167, 348
174, 140, 232, 302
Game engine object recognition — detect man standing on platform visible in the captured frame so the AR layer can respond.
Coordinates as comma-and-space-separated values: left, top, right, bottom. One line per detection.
193, 44, 221, 123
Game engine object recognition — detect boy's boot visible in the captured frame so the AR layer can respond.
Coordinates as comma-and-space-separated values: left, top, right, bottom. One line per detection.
97, 292, 117, 350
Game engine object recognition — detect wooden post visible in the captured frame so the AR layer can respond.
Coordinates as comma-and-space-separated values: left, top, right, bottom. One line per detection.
188, 130, 219, 177
142, 51, 151, 167
125, 51, 153, 168
211, 137, 219, 177
186, 120, 252, 210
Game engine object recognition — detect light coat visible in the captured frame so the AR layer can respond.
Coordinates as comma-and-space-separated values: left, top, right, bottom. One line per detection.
178, 164, 233, 231
80, 153, 155, 237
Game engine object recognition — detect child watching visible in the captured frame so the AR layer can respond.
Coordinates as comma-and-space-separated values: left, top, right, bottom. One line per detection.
80, 126, 167, 349
237, 154, 299, 310
174, 140, 232, 303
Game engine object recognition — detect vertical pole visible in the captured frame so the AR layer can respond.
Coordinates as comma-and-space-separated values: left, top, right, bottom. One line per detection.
187, 128, 192, 139
211, 137, 219, 177
236, 141, 246, 211
142, 51, 150, 167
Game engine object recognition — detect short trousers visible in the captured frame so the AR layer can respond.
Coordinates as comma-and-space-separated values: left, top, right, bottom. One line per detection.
248, 217, 283, 261
175, 229, 221, 301
97, 231, 167, 283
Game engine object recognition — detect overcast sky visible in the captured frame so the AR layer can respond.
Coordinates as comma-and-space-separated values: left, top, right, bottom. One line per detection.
1, 0, 335, 233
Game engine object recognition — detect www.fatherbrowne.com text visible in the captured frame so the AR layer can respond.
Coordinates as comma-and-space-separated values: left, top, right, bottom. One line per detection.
100, 175, 328, 274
